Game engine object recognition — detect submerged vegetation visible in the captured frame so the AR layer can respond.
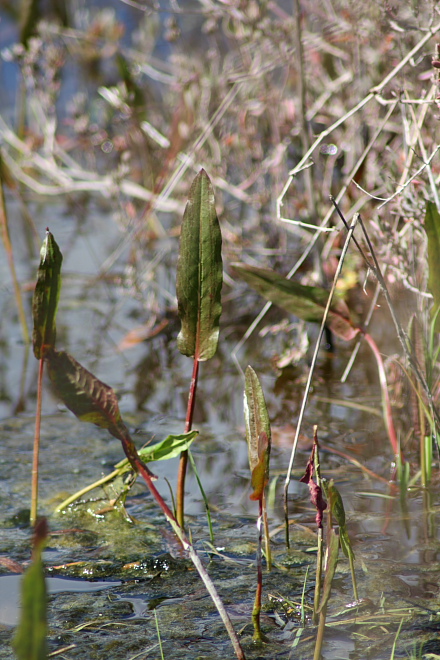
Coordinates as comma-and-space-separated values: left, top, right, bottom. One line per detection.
1, 1, 440, 659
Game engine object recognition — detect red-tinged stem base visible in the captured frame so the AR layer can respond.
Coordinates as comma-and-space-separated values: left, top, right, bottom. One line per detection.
115, 423, 246, 660
31, 358, 44, 526
176, 357, 200, 527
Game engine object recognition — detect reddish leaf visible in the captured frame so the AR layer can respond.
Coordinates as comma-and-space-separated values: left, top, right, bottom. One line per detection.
233, 263, 359, 341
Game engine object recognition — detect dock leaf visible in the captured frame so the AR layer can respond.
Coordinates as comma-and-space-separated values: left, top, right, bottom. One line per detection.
244, 366, 271, 501
233, 263, 359, 341
176, 169, 223, 361
32, 230, 63, 359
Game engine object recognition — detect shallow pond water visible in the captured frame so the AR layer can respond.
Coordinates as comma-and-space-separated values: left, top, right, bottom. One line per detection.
0, 2, 440, 659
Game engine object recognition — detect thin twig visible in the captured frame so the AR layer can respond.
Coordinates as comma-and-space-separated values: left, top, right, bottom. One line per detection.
333, 200, 440, 432
283, 215, 359, 547
376, 145, 440, 210
277, 21, 440, 222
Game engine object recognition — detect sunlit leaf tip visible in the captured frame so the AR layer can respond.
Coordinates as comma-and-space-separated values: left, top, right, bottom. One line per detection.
176, 169, 223, 361
32, 229, 63, 359
244, 366, 271, 501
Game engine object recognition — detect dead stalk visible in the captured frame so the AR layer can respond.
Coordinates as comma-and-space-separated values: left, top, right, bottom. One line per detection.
283, 215, 359, 547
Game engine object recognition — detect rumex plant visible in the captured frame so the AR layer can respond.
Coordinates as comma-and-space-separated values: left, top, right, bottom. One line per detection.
29, 172, 245, 660
244, 365, 272, 642
175, 168, 223, 528
31, 230, 62, 526
300, 427, 359, 660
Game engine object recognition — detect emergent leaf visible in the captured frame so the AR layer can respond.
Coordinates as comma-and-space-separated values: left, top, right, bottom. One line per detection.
325, 479, 355, 561
424, 201, 440, 330
233, 263, 359, 341
32, 229, 63, 359
176, 169, 223, 361
115, 431, 199, 471
13, 519, 48, 660
244, 366, 271, 501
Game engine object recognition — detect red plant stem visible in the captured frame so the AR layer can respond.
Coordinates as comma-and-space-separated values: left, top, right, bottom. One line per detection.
185, 357, 200, 433
117, 425, 246, 660
252, 499, 264, 641
176, 357, 200, 527
362, 331, 399, 457
262, 491, 272, 571
31, 358, 44, 526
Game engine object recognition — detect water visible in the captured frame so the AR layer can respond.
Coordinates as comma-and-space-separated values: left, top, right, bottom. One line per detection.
0, 2, 438, 659
0, 575, 121, 627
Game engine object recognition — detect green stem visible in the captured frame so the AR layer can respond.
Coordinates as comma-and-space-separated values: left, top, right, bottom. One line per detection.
313, 528, 323, 625
55, 468, 121, 512
313, 605, 327, 660
348, 551, 359, 602
31, 358, 44, 526
187, 449, 215, 545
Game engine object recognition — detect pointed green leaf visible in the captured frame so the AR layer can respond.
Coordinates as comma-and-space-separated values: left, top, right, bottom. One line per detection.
233, 263, 359, 341
339, 526, 355, 562
325, 479, 356, 561
32, 230, 63, 359
244, 366, 271, 501
424, 201, 440, 330
325, 479, 346, 528
46, 348, 124, 431
114, 431, 199, 470
13, 519, 48, 660
176, 169, 223, 361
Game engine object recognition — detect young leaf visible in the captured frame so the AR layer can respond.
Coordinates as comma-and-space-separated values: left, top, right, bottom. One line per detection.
116, 431, 199, 469
176, 169, 223, 361
244, 366, 271, 501
13, 518, 48, 660
233, 263, 359, 341
325, 479, 355, 561
32, 229, 63, 359
324, 479, 346, 528
424, 201, 440, 330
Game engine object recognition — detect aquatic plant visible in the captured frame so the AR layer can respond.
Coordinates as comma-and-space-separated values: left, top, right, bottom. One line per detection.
1, 2, 440, 658
300, 427, 359, 660
28, 174, 245, 660
244, 365, 272, 641
30, 231, 62, 526
175, 168, 222, 528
